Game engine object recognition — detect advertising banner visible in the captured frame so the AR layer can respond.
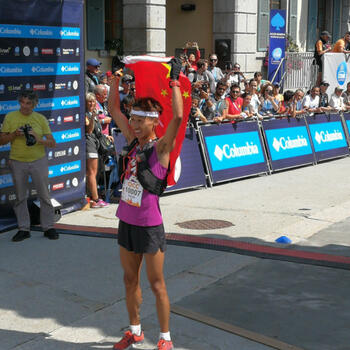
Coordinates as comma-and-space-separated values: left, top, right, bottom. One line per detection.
323, 53, 350, 96
262, 118, 314, 171
341, 112, 350, 143
113, 127, 207, 193
268, 9, 286, 83
0, 0, 85, 219
200, 122, 268, 184
306, 114, 349, 162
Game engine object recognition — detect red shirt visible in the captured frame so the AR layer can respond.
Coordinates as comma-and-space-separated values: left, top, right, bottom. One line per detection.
226, 96, 243, 115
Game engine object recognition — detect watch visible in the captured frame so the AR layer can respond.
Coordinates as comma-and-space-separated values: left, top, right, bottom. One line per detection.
169, 80, 181, 88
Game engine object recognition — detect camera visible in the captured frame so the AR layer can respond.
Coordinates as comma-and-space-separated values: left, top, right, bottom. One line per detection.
20, 124, 36, 146
201, 83, 209, 91
268, 90, 273, 96
190, 106, 197, 117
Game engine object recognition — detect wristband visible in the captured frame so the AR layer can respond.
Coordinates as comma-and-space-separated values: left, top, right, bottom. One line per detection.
169, 80, 181, 88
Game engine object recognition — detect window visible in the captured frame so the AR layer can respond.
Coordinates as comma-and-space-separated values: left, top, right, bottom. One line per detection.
86, 0, 123, 52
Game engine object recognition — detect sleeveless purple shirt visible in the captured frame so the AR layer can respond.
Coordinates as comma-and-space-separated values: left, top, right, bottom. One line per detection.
116, 143, 167, 226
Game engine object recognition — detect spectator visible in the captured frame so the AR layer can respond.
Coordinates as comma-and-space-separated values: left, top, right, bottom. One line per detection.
99, 72, 110, 96
211, 81, 229, 123
198, 83, 215, 121
188, 59, 216, 93
241, 92, 255, 119
303, 86, 322, 114
248, 79, 261, 115
129, 81, 136, 98
279, 90, 295, 116
289, 89, 306, 117
332, 31, 350, 53
272, 82, 283, 111
314, 31, 332, 86
207, 53, 224, 83
189, 95, 207, 123
121, 95, 135, 120
224, 62, 246, 89
319, 81, 332, 112
329, 87, 346, 112
119, 74, 133, 101
222, 84, 244, 122
342, 82, 350, 110
0, 90, 58, 241
254, 72, 269, 93
95, 85, 112, 136
85, 58, 101, 93
259, 83, 279, 116
85, 93, 110, 209
183, 41, 200, 71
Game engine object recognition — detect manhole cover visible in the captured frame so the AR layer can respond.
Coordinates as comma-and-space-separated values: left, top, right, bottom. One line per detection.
175, 219, 234, 230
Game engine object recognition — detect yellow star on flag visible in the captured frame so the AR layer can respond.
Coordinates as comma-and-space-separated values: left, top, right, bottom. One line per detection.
161, 89, 168, 97
161, 63, 171, 79
182, 90, 190, 99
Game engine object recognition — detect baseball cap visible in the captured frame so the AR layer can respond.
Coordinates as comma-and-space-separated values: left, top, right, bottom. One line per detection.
320, 81, 329, 86
273, 82, 280, 87
86, 58, 101, 67
122, 74, 133, 83
335, 86, 343, 91
320, 31, 331, 37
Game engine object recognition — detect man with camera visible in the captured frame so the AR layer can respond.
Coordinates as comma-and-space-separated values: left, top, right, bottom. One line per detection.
224, 63, 246, 90
0, 90, 58, 242
188, 59, 216, 94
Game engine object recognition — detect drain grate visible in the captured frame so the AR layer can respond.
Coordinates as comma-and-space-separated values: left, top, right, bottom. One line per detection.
175, 219, 234, 230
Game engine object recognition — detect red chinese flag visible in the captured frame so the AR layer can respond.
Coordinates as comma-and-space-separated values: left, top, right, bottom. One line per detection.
125, 55, 191, 186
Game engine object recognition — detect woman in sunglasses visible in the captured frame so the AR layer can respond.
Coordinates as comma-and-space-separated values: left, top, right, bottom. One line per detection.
207, 54, 224, 83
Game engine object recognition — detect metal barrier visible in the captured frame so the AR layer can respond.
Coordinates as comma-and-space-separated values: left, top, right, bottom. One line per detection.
282, 52, 318, 91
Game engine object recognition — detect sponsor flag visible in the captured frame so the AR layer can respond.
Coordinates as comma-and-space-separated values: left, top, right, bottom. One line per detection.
124, 55, 191, 186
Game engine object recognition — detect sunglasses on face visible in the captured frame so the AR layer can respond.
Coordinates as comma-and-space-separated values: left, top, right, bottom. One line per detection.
210, 59, 217, 62
231, 90, 240, 94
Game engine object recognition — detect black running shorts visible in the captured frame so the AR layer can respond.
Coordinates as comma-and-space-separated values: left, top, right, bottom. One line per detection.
117, 220, 166, 254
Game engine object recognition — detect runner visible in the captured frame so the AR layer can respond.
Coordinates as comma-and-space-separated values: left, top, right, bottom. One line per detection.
108, 58, 183, 350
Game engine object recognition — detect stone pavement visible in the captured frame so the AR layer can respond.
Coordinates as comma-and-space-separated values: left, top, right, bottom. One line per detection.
1, 157, 350, 349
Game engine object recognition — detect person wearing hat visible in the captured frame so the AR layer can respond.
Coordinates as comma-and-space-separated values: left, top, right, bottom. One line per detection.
329, 86, 346, 112
332, 32, 350, 54
314, 31, 332, 86
85, 58, 101, 93
119, 74, 134, 101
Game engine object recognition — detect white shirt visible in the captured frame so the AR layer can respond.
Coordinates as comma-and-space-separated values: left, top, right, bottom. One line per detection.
302, 94, 320, 109
329, 94, 345, 111
249, 94, 261, 114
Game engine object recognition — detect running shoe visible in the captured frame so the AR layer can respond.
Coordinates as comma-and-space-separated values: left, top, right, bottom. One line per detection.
113, 330, 144, 349
90, 199, 110, 208
157, 338, 174, 349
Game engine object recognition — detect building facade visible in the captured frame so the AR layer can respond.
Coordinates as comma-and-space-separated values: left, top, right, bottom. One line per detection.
85, 0, 350, 76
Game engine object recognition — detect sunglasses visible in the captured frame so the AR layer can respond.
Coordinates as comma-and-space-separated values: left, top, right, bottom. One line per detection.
231, 90, 240, 94
210, 58, 217, 62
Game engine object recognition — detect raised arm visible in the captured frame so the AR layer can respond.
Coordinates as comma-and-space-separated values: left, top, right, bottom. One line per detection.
157, 58, 183, 158
108, 73, 135, 144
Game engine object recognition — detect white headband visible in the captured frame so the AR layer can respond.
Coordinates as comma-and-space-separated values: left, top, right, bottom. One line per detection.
131, 109, 159, 118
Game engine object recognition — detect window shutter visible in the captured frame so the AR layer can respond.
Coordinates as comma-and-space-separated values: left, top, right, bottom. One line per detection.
333, 0, 341, 44
257, 0, 270, 51
288, 0, 298, 41
306, 0, 318, 51
87, 0, 105, 50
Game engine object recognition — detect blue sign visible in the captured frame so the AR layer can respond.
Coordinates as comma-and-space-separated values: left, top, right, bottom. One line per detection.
205, 131, 265, 171
52, 128, 81, 144
0, 173, 13, 189
336, 61, 347, 86
309, 121, 347, 152
0, 63, 80, 77
265, 126, 313, 161
268, 9, 286, 83
0, 24, 80, 39
49, 160, 81, 178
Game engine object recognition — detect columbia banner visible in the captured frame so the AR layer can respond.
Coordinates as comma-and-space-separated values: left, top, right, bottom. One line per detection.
0, 0, 85, 220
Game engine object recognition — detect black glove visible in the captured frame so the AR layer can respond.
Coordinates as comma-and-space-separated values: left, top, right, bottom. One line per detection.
169, 57, 182, 80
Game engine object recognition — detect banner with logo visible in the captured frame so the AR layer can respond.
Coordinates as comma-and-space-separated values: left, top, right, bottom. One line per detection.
113, 127, 207, 193
341, 113, 350, 143
323, 53, 350, 96
200, 122, 269, 184
0, 0, 85, 219
262, 118, 314, 171
268, 9, 286, 83
306, 114, 349, 162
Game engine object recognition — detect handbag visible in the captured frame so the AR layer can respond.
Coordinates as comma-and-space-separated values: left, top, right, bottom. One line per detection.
93, 118, 115, 161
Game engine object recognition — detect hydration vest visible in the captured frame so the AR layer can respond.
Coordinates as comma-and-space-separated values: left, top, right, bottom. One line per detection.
118, 138, 168, 196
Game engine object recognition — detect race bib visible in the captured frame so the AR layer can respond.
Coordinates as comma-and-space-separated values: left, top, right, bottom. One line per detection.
121, 175, 143, 207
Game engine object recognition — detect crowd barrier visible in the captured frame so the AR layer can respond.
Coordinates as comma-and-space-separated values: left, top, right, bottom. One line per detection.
111, 113, 350, 194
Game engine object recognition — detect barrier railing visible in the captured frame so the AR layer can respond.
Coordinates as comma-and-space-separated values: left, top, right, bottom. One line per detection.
283, 52, 318, 91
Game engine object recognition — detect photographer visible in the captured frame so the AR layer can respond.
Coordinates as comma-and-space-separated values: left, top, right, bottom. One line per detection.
224, 62, 246, 90
210, 81, 229, 123
189, 95, 208, 124
258, 83, 280, 117
0, 90, 58, 242
183, 41, 201, 71
188, 59, 215, 94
